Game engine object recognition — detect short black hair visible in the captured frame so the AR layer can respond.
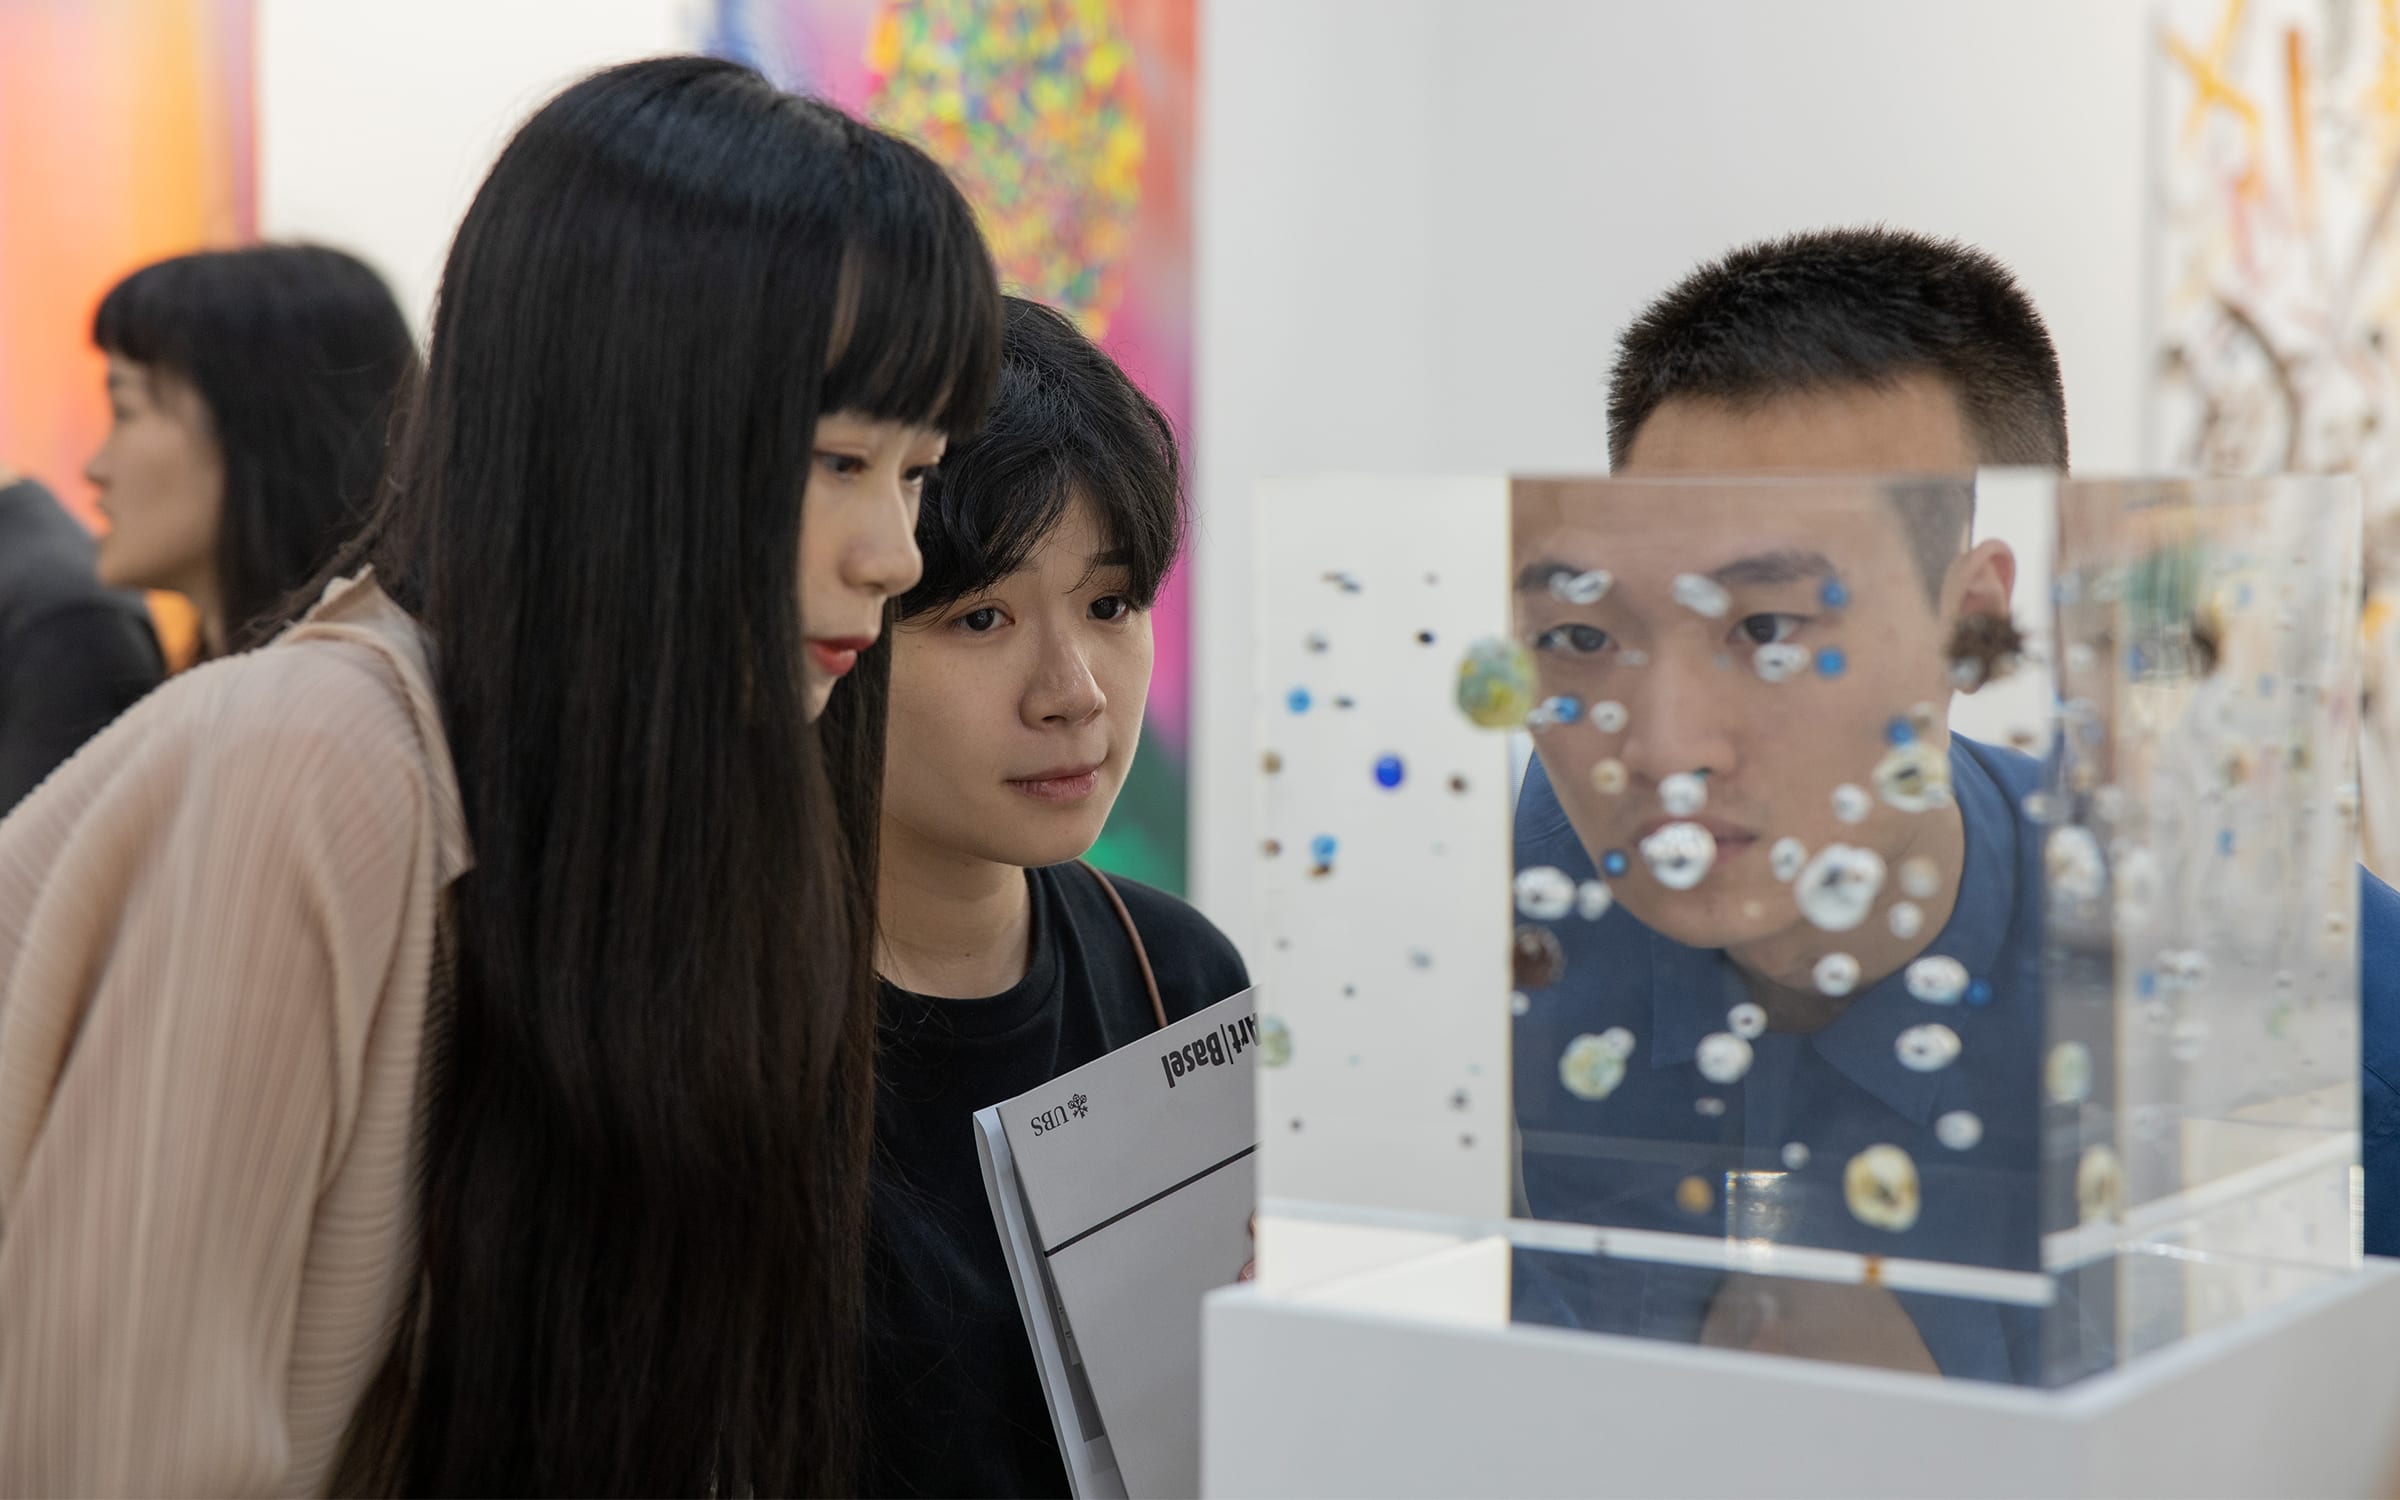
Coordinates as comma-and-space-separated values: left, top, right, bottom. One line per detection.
1608, 228, 2066, 592
898, 295, 1183, 620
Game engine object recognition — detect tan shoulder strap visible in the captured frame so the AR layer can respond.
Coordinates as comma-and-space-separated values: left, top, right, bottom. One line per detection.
1077, 860, 1168, 1030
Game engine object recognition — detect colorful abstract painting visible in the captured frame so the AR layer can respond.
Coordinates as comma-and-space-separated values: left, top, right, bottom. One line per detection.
2153, 0, 2400, 513
704, 0, 1197, 892
0, 0, 254, 660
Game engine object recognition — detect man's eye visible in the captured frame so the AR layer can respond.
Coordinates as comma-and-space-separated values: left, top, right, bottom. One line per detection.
959, 607, 1003, 633
1533, 623, 1610, 655
816, 452, 867, 477
1091, 595, 1135, 621
1737, 613, 1804, 646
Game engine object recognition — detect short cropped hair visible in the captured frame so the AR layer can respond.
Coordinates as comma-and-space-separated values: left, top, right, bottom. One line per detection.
1607, 227, 2067, 592
898, 295, 1183, 619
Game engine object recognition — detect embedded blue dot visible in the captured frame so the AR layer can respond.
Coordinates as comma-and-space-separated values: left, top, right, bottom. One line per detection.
2218, 828, 2235, 855
1816, 648, 1847, 679
1966, 979, 1993, 1007
1287, 686, 1313, 714
1310, 834, 1338, 863
1603, 849, 1630, 877
1373, 755, 1405, 789
2138, 970, 2157, 998
1886, 717, 1916, 746
1822, 579, 1851, 608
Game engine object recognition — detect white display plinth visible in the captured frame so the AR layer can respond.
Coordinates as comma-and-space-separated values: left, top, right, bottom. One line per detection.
1203, 1240, 2400, 1498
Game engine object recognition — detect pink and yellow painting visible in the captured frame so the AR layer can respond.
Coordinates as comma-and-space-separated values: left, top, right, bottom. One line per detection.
705, 0, 1197, 891
0, 0, 255, 659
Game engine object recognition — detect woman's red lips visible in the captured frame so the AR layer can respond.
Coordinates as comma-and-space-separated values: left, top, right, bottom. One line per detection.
807, 636, 876, 677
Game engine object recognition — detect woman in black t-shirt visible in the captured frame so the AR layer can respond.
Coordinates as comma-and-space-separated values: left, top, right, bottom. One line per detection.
826, 296, 1249, 1497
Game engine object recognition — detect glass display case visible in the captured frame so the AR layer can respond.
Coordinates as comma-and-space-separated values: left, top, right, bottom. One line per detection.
1249, 471, 2364, 1389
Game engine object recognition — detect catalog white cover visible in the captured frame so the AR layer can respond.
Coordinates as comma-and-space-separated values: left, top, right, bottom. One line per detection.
977, 988, 1258, 1499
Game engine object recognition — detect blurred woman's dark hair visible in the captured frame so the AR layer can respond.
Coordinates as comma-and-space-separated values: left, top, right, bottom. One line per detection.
94, 244, 419, 653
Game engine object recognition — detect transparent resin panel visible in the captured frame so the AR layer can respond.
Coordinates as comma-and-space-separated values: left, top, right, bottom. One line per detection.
1252, 471, 2364, 1388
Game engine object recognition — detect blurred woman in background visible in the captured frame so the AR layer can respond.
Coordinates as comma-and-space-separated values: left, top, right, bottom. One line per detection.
85, 243, 418, 657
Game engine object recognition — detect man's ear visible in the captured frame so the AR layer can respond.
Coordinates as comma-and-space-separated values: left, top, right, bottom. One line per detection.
1939, 539, 2021, 696
1943, 538, 2016, 628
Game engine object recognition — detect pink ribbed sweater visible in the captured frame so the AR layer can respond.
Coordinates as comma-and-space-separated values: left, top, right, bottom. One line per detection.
0, 572, 468, 1495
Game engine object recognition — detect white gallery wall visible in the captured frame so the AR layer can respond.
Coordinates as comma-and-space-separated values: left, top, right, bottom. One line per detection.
1191, 0, 2157, 953
255, 0, 695, 326
254, 0, 2160, 956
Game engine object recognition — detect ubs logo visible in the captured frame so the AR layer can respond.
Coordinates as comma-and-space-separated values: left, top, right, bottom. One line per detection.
1030, 1092, 1090, 1135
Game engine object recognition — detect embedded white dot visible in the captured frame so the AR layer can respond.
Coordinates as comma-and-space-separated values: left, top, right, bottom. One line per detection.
1551, 568, 1614, 605
1770, 837, 1808, 882
1935, 1110, 1984, 1151
1673, 573, 1731, 618
1904, 956, 1969, 1004
1813, 952, 1861, 996
1697, 1032, 1754, 1085
1660, 771, 1708, 817
1873, 743, 1952, 814
1559, 1034, 1627, 1101
1895, 1023, 1962, 1072
1754, 642, 1812, 682
1795, 844, 1887, 932
1514, 865, 1576, 921
1640, 821, 1719, 891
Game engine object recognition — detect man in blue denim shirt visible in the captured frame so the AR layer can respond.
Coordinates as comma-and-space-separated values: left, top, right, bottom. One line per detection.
1510, 228, 2400, 1381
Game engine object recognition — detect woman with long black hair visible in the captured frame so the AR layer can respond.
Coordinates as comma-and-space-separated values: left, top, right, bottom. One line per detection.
0, 56, 999, 1496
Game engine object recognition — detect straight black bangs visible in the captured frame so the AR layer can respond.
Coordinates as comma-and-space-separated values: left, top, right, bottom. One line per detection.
93, 257, 202, 375
898, 296, 1183, 620
818, 122, 1002, 441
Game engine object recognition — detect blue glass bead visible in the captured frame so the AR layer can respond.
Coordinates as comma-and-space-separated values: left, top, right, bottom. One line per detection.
1602, 849, 1630, 877
1373, 755, 1405, 789
1816, 648, 1847, 678
1310, 834, 1338, 863
1288, 686, 1313, 714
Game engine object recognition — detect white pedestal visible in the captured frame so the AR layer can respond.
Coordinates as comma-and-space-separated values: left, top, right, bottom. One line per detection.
1203, 1239, 2400, 1498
